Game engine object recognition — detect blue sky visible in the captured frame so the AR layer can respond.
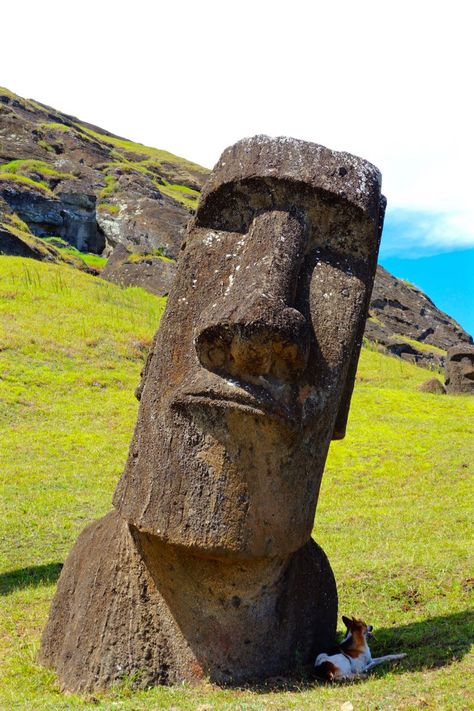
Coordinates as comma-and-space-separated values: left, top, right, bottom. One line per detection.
380, 209, 474, 337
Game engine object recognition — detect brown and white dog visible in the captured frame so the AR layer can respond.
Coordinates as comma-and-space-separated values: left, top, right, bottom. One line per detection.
315, 616, 406, 681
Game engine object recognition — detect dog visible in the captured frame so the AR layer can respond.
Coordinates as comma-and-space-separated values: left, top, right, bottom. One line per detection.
314, 615, 407, 681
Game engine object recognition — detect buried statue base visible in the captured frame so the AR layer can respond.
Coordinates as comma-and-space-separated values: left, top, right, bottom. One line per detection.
40, 136, 385, 691
40, 511, 336, 691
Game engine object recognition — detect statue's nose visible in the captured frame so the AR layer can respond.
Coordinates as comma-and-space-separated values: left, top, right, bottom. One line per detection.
194, 209, 310, 381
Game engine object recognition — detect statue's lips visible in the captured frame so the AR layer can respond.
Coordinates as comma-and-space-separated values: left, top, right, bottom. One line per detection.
173, 380, 301, 427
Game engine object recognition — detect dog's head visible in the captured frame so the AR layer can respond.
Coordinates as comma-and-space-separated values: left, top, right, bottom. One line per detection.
342, 615, 373, 642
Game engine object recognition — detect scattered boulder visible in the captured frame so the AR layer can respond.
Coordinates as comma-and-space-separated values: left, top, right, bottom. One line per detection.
419, 378, 446, 394
101, 244, 177, 296
40, 136, 385, 691
445, 344, 474, 394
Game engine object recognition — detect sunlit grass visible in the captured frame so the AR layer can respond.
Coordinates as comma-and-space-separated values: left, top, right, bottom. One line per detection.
0, 257, 472, 710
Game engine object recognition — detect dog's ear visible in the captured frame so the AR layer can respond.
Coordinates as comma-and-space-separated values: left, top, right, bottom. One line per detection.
342, 615, 352, 629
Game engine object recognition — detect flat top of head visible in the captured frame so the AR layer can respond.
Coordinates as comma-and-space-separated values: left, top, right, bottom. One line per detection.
199, 135, 383, 220
447, 344, 474, 358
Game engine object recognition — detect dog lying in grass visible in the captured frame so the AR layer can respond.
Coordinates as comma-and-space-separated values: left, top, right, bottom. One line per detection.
315, 616, 407, 681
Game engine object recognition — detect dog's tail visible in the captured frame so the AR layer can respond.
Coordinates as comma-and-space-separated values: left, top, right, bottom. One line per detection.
314, 660, 337, 682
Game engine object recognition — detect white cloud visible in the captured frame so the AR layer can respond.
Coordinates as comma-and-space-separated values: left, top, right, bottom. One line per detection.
380, 208, 474, 258
2, 0, 473, 255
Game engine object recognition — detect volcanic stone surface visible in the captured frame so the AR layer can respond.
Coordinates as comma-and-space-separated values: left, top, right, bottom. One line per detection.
366, 266, 472, 367
101, 244, 177, 297
419, 378, 446, 394
0, 86, 208, 256
40, 136, 384, 691
445, 344, 474, 394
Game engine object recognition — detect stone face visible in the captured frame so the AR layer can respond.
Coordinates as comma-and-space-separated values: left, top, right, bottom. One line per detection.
445, 344, 474, 394
40, 136, 384, 691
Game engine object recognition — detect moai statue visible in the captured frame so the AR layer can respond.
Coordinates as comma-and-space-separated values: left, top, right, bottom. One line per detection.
445, 344, 474, 394
40, 136, 385, 692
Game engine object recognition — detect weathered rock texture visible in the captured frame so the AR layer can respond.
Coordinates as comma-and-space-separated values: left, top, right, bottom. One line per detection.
445, 344, 474, 394
0, 86, 208, 255
0, 196, 94, 270
101, 243, 177, 296
419, 378, 446, 394
40, 136, 385, 691
366, 266, 472, 368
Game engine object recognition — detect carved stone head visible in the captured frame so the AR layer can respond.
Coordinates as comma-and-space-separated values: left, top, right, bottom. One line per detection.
113, 136, 385, 559
445, 344, 474, 394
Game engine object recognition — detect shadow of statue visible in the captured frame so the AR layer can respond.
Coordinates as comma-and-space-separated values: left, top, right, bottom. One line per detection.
248, 609, 473, 691
0, 562, 63, 595
368, 610, 473, 672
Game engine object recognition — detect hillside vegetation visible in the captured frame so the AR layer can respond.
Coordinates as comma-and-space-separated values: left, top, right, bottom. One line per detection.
0, 257, 473, 710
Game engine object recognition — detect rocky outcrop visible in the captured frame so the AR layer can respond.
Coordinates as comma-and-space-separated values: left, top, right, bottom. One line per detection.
365, 266, 472, 368
0, 86, 209, 255
101, 244, 177, 297
1, 186, 104, 253
0, 195, 90, 268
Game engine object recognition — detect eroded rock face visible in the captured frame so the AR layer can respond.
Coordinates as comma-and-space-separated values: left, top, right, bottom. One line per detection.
0, 87, 208, 256
40, 136, 385, 691
366, 266, 472, 368
101, 243, 177, 297
445, 345, 474, 394
1, 187, 104, 253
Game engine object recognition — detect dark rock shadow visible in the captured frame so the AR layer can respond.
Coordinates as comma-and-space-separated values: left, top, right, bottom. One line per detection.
0, 562, 63, 595
245, 610, 474, 692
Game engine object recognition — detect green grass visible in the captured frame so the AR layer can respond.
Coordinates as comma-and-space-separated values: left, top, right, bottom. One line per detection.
126, 250, 175, 264
41, 237, 108, 270
99, 173, 119, 199
0, 257, 472, 710
392, 333, 446, 356
0, 86, 18, 99
0, 159, 75, 181
0, 172, 53, 195
97, 202, 120, 215
77, 125, 208, 174
158, 179, 200, 209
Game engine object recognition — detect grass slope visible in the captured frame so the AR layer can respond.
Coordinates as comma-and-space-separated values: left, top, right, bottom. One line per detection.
0, 257, 473, 710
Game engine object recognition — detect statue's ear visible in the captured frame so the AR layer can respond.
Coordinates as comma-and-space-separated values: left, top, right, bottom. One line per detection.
332, 196, 386, 441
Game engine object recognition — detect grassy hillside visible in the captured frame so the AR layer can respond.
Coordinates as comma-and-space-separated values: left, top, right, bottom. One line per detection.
0, 257, 472, 710
0, 86, 209, 212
